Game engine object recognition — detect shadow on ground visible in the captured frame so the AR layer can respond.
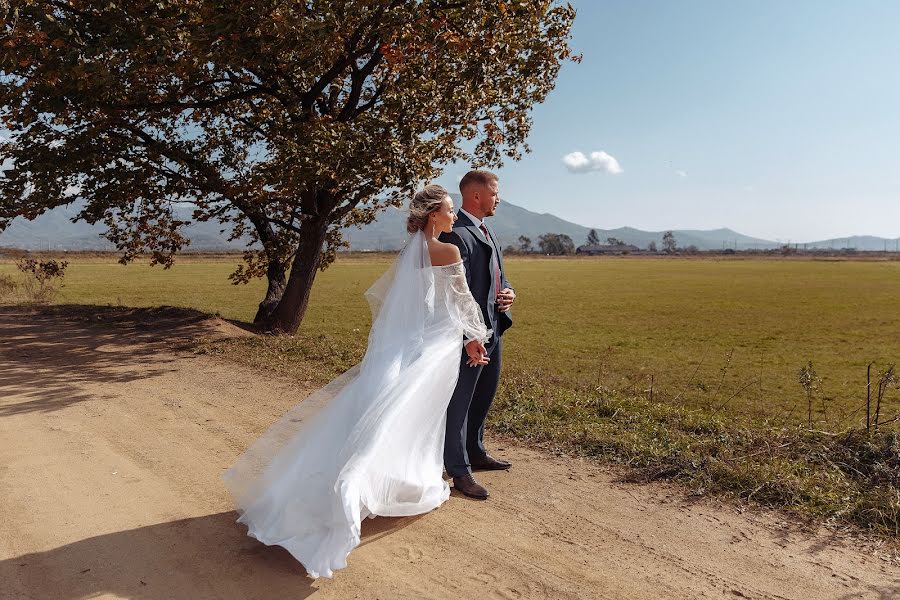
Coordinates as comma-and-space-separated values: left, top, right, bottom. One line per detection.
1, 512, 310, 599
0, 511, 421, 600
0, 304, 253, 417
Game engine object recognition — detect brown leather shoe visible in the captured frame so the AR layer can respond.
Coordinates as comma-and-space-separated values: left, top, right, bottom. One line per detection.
470, 454, 511, 471
452, 474, 489, 500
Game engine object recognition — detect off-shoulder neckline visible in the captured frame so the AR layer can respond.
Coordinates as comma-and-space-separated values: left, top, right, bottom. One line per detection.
431, 260, 463, 269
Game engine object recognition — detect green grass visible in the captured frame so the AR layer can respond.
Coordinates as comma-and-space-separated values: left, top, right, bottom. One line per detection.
4, 254, 898, 428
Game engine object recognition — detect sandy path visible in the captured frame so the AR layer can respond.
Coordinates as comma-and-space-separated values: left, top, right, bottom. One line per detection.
0, 306, 897, 600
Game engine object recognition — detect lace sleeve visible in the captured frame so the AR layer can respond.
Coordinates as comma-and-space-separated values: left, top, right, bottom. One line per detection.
444, 262, 493, 345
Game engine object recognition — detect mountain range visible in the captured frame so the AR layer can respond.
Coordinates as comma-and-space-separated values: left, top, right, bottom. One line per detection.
1, 197, 897, 252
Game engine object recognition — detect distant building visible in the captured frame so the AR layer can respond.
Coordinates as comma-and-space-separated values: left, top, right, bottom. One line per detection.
576, 243, 640, 255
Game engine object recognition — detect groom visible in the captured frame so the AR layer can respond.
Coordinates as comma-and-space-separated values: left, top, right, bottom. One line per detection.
439, 170, 516, 500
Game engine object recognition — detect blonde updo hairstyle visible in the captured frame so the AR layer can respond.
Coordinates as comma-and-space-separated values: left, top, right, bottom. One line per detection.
406, 184, 450, 235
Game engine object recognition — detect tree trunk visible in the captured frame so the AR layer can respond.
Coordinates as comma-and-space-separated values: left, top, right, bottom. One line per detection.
252, 258, 288, 325
263, 218, 328, 334
242, 208, 290, 327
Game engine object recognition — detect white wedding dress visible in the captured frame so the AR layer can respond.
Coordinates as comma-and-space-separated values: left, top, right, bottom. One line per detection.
223, 231, 491, 578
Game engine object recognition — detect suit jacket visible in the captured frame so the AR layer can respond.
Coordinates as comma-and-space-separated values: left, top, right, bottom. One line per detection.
439, 211, 513, 342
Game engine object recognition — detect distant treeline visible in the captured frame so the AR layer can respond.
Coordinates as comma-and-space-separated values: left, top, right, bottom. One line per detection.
507, 230, 900, 257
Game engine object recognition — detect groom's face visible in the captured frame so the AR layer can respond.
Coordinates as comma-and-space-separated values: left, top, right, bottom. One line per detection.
480, 180, 500, 217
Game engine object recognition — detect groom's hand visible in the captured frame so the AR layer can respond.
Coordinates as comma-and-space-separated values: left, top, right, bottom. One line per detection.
497, 288, 516, 312
465, 340, 490, 367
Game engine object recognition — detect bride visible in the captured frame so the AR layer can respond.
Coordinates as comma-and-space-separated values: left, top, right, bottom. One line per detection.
223, 184, 493, 578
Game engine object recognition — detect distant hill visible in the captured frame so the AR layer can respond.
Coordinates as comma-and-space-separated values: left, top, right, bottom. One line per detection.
0, 202, 249, 252
0, 202, 114, 251
342, 195, 782, 251
802, 235, 900, 252
1, 197, 896, 252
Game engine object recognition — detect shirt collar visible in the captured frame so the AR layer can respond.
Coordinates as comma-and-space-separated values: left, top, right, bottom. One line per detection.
459, 207, 484, 229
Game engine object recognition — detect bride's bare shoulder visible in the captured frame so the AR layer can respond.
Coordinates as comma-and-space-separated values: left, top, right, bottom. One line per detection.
428, 240, 462, 267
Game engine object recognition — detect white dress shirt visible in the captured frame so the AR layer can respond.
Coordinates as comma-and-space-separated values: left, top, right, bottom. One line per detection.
459, 207, 485, 233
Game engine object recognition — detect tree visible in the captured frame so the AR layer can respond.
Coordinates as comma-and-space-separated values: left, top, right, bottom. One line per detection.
538, 233, 575, 255
517, 235, 532, 253
662, 231, 677, 254
0, 1, 578, 333
586, 228, 599, 246
606, 237, 624, 246
647, 240, 657, 253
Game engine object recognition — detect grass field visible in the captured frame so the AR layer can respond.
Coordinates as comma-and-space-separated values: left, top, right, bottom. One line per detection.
4, 254, 899, 428
4, 253, 900, 534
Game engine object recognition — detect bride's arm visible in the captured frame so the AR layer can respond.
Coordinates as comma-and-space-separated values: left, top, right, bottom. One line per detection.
446, 263, 492, 345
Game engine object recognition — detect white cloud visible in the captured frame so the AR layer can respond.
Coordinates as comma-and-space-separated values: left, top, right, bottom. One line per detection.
562, 151, 623, 175
675, 170, 688, 178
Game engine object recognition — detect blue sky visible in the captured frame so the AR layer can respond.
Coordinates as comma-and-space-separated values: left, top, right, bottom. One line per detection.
434, 1, 900, 242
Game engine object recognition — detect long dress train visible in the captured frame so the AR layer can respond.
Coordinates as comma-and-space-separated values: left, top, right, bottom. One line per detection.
223, 231, 490, 578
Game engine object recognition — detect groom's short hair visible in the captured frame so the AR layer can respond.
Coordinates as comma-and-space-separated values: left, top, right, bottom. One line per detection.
459, 170, 498, 194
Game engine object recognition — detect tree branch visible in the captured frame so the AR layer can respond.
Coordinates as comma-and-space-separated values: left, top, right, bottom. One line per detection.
301, 12, 386, 115
352, 84, 385, 117
261, 215, 304, 235
338, 40, 383, 121
331, 198, 363, 221
109, 86, 276, 112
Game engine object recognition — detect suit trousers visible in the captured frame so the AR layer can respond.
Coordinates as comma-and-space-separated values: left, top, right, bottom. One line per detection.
443, 336, 503, 478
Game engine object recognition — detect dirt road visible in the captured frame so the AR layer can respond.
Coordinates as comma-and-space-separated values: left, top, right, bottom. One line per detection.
1, 306, 897, 600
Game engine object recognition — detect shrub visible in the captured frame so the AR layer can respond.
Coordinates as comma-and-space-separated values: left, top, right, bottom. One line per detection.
13, 258, 70, 303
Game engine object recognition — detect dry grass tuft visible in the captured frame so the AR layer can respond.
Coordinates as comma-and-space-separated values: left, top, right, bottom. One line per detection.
491, 365, 900, 537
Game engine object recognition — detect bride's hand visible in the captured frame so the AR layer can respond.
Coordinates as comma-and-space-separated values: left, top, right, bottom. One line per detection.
465, 340, 490, 367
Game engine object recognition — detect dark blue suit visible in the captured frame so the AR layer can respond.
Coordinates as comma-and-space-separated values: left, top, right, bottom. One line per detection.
439, 211, 513, 477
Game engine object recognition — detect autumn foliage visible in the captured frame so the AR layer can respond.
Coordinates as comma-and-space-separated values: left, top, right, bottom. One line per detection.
1, 1, 577, 331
